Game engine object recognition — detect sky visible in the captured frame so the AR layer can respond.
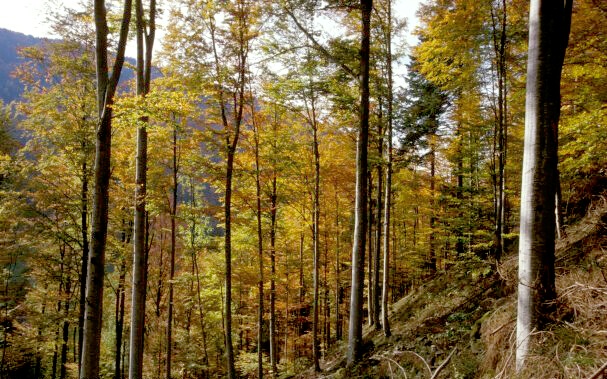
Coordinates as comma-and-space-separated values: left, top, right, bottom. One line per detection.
0, 0, 421, 65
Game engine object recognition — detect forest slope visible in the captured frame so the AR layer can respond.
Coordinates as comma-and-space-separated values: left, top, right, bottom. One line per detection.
297, 198, 607, 379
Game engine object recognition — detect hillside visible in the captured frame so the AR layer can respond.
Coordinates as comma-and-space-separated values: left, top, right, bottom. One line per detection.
0, 28, 43, 103
297, 199, 607, 378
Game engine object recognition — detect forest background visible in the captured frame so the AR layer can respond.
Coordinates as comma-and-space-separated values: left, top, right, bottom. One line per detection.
0, 0, 605, 378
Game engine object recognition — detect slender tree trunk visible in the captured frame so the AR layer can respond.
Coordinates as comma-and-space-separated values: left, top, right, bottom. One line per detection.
129, 1, 155, 378
115, 259, 126, 379
269, 173, 278, 377
252, 94, 264, 379
269, 117, 278, 377
428, 136, 437, 273
381, 0, 393, 337
78, 160, 88, 370
516, 0, 572, 371
166, 126, 178, 379
373, 114, 383, 329
491, 0, 508, 261
334, 191, 342, 341
311, 105, 321, 372
60, 279, 71, 379
367, 170, 373, 327
299, 231, 304, 337
81, 2, 130, 377
347, 0, 371, 365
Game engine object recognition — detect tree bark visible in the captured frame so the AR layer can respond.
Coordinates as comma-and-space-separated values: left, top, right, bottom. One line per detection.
347, 0, 371, 366
311, 95, 321, 373
252, 93, 264, 379
516, 0, 572, 371
81, 2, 130, 378
381, 0, 393, 337
269, 116, 278, 377
129, 0, 155, 378
166, 125, 178, 379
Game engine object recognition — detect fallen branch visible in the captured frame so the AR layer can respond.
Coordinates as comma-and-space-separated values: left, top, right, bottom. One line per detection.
586, 360, 607, 379
430, 348, 456, 379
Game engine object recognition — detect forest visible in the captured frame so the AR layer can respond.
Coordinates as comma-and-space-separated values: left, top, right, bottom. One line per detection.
0, 0, 605, 378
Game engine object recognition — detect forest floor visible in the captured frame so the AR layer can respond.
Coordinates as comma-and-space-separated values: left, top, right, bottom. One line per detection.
294, 198, 607, 379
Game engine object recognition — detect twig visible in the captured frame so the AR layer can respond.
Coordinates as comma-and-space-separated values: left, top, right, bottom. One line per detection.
399, 350, 432, 377
490, 317, 516, 336
381, 357, 408, 378
430, 348, 456, 379
586, 360, 607, 379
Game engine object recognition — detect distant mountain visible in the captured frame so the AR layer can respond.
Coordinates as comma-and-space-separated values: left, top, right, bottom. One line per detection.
0, 28, 144, 106
0, 28, 44, 104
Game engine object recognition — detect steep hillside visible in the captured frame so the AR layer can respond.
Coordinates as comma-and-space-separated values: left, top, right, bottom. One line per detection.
297, 199, 607, 378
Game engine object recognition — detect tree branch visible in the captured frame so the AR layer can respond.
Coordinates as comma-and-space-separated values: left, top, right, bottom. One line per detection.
282, 3, 357, 79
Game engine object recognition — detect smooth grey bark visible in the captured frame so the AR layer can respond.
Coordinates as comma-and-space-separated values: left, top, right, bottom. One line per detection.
347, 0, 372, 366
516, 0, 572, 371
81, 1, 130, 378
129, 0, 155, 378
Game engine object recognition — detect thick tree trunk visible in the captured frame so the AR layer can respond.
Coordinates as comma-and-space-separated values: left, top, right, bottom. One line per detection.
516, 0, 572, 371
347, 0, 371, 365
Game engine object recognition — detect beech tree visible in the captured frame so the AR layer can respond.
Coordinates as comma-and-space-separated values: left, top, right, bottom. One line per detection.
516, 0, 572, 371
129, 1, 156, 378
81, 1, 131, 378
347, 0, 372, 365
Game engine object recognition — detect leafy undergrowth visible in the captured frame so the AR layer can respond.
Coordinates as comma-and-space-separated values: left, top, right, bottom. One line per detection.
294, 199, 607, 379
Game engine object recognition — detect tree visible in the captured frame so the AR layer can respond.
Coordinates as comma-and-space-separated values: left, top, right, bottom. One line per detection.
129, 1, 156, 378
516, 0, 572, 371
347, 0, 372, 365
81, 1, 131, 378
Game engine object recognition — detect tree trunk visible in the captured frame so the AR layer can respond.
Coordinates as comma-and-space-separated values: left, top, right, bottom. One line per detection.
311, 104, 321, 373
166, 125, 178, 379
81, 2, 130, 377
334, 191, 342, 341
347, 0, 371, 365
78, 159, 88, 370
516, 0, 572, 371
428, 136, 437, 273
129, 0, 155, 378
252, 94, 264, 379
381, 0, 393, 337
269, 122, 278, 377
373, 113, 383, 330
367, 170, 373, 327
115, 259, 126, 379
